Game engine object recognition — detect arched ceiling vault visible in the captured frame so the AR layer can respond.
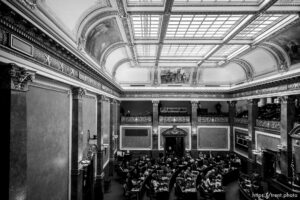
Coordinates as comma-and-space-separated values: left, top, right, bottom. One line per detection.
29, 0, 300, 90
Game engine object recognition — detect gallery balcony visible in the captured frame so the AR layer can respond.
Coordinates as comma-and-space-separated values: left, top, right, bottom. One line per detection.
197, 116, 229, 124
159, 116, 190, 124
256, 119, 280, 131
121, 116, 152, 125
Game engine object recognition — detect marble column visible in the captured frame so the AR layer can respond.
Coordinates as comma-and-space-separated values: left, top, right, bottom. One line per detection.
1, 63, 35, 200
71, 87, 86, 200
279, 96, 295, 177
191, 101, 198, 157
94, 95, 104, 200
228, 101, 237, 151
152, 100, 159, 157
247, 99, 259, 173
108, 99, 116, 176
116, 101, 121, 151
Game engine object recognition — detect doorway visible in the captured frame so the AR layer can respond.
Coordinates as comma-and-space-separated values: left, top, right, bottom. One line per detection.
165, 136, 184, 157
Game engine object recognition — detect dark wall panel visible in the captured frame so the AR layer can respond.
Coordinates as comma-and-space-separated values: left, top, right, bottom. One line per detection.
197, 127, 229, 150
27, 85, 70, 200
82, 96, 97, 160
102, 101, 110, 144
121, 127, 152, 149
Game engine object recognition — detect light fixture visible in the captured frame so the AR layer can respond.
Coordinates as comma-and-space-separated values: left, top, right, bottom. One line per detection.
79, 159, 91, 167
87, 130, 97, 143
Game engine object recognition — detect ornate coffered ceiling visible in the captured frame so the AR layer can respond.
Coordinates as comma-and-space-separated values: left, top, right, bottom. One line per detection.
7, 0, 300, 92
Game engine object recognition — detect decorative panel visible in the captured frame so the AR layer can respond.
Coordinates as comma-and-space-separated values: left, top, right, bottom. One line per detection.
120, 126, 152, 150
197, 126, 229, 150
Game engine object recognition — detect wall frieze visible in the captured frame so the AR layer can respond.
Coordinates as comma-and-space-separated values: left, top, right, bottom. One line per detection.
0, 3, 121, 95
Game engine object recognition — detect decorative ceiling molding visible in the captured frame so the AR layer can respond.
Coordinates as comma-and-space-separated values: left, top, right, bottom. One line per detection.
116, 0, 137, 63
231, 58, 254, 82
77, 10, 119, 41
112, 58, 134, 78
100, 42, 128, 68
260, 42, 291, 71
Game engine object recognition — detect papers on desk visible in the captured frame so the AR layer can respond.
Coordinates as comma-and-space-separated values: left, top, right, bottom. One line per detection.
184, 188, 196, 192
131, 188, 140, 192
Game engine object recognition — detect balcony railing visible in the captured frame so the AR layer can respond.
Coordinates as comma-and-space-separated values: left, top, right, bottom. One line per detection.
234, 117, 248, 125
198, 116, 228, 123
256, 119, 280, 130
121, 116, 152, 124
159, 116, 190, 123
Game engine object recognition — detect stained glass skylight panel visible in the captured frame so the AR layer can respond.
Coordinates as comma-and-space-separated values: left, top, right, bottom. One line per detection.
135, 45, 157, 57
127, 0, 164, 6
161, 45, 216, 57
131, 15, 161, 39
210, 45, 245, 59
234, 14, 288, 39
166, 14, 245, 39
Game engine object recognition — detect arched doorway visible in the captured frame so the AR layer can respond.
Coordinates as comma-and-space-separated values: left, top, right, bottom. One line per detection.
162, 126, 187, 157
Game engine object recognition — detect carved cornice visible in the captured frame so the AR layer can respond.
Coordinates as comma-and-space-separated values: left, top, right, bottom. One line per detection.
0, 63, 35, 91
18, 0, 37, 10
0, 3, 121, 95
72, 87, 86, 99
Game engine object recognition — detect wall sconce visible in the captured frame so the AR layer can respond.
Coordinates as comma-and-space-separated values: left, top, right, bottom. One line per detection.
79, 159, 91, 167
87, 130, 97, 143
114, 135, 119, 139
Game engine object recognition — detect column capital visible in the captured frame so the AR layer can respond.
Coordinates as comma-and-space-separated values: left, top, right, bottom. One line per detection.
152, 100, 159, 106
191, 101, 198, 109
97, 94, 110, 102
247, 99, 259, 105
0, 63, 35, 91
279, 95, 295, 104
72, 87, 86, 99
227, 101, 237, 107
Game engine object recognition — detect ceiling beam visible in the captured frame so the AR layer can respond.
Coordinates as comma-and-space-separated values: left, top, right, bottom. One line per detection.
116, 0, 137, 63
127, 5, 300, 15
197, 0, 279, 67
154, 0, 174, 67
134, 39, 253, 45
